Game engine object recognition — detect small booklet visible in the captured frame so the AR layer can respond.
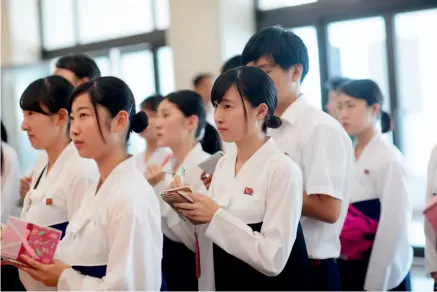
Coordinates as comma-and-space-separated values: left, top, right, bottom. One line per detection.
1, 216, 62, 266
161, 186, 194, 221
424, 195, 437, 233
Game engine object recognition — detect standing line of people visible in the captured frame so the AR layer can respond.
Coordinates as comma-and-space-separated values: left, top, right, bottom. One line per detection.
1, 24, 435, 292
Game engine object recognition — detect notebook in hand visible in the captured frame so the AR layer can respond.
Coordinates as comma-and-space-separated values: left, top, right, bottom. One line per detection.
1, 216, 62, 266
424, 195, 437, 233
161, 186, 194, 221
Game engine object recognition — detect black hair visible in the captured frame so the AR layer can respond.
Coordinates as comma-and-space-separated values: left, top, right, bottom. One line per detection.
20, 75, 74, 115
56, 54, 101, 81
69, 76, 148, 142
221, 55, 245, 74
242, 26, 309, 82
164, 90, 207, 139
141, 94, 165, 112
193, 73, 213, 88
325, 77, 352, 92
340, 79, 392, 133
1, 121, 7, 175
211, 65, 281, 133
1, 121, 8, 143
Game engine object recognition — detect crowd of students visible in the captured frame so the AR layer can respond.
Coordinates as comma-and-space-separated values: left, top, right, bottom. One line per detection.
0, 25, 435, 291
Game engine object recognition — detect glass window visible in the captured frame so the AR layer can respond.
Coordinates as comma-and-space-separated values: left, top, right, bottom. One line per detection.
77, 0, 153, 44
327, 17, 390, 110
155, 0, 170, 30
1, 63, 51, 173
120, 50, 156, 154
41, 0, 76, 50
292, 26, 322, 109
94, 56, 112, 77
157, 46, 175, 95
258, 0, 317, 10
394, 8, 437, 247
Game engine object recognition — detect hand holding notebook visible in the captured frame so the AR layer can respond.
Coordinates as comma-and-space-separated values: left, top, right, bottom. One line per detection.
1, 217, 62, 266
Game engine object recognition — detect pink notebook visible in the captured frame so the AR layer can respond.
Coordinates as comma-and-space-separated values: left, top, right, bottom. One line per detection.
1, 217, 62, 265
424, 195, 437, 233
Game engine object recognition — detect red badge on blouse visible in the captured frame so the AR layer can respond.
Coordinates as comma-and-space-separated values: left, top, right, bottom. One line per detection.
364, 169, 370, 175
46, 198, 53, 206
244, 187, 254, 196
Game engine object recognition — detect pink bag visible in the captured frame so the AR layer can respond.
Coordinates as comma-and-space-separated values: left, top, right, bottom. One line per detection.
1, 216, 62, 265
340, 205, 378, 260
424, 195, 437, 233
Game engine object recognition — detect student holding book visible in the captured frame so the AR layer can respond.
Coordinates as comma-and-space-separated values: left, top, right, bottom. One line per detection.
336, 79, 412, 291
18, 76, 163, 290
425, 144, 437, 290
134, 95, 172, 174
169, 66, 310, 290
146, 90, 215, 291
11, 75, 98, 291
242, 26, 352, 291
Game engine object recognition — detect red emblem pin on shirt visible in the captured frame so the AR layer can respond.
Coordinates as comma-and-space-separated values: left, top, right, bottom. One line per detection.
364, 169, 370, 175
244, 187, 254, 196
46, 198, 53, 206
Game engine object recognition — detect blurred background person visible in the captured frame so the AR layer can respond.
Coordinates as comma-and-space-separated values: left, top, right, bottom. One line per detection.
324, 77, 352, 119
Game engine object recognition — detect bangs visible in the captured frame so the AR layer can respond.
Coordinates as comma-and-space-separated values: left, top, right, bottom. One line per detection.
211, 68, 241, 105
20, 79, 51, 115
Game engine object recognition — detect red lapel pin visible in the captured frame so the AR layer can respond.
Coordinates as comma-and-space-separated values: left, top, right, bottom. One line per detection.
46, 198, 53, 206
244, 187, 254, 196
364, 169, 370, 175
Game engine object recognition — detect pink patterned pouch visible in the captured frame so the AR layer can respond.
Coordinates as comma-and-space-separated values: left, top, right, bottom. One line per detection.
1, 216, 62, 265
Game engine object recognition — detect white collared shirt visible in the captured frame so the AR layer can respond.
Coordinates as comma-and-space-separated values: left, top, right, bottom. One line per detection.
267, 96, 353, 259
350, 134, 413, 291
426, 144, 437, 275
56, 157, 162, 291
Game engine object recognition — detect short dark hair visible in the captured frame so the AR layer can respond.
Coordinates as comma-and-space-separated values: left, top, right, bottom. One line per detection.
56, 54, 101, 80
325, 77, 352, 91
211, 66, 281, 133
193, 73, 213, 88
221, 55, 244, 74
70, 77, 148, 142
141, 94, 165, 112
164, 90, 207, 139
340, 79, 392, 133
20, 75, 74, 115
242, 26, 309, 82
1, 121, 7, 143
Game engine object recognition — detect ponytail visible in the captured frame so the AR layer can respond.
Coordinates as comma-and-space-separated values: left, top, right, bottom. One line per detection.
380, 111, 393, 134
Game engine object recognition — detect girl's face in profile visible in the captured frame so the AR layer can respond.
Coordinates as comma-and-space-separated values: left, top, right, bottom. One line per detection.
214, 86, 267, 143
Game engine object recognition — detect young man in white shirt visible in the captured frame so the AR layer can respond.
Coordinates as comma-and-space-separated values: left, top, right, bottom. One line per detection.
242, 26, 353, 291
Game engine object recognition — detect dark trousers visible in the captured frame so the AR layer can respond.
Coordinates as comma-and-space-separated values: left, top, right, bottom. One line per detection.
0, 265, 25, 291
338, 259, 411, 291
309, 258, 342, 291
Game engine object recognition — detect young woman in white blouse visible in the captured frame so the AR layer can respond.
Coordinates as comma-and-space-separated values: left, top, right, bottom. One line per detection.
134, 94, 172, 173
337, 79, 412, 291
146, 90, 220, 291
170, 66, 309, 290
18, 76, 163, 291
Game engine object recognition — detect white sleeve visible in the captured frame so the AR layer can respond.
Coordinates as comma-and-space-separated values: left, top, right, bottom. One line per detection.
425, 146, 437, 274
204, 160, 303, 276
57, 192, 163, 291
364, 160, 412, 291
302, 124, 351, 199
